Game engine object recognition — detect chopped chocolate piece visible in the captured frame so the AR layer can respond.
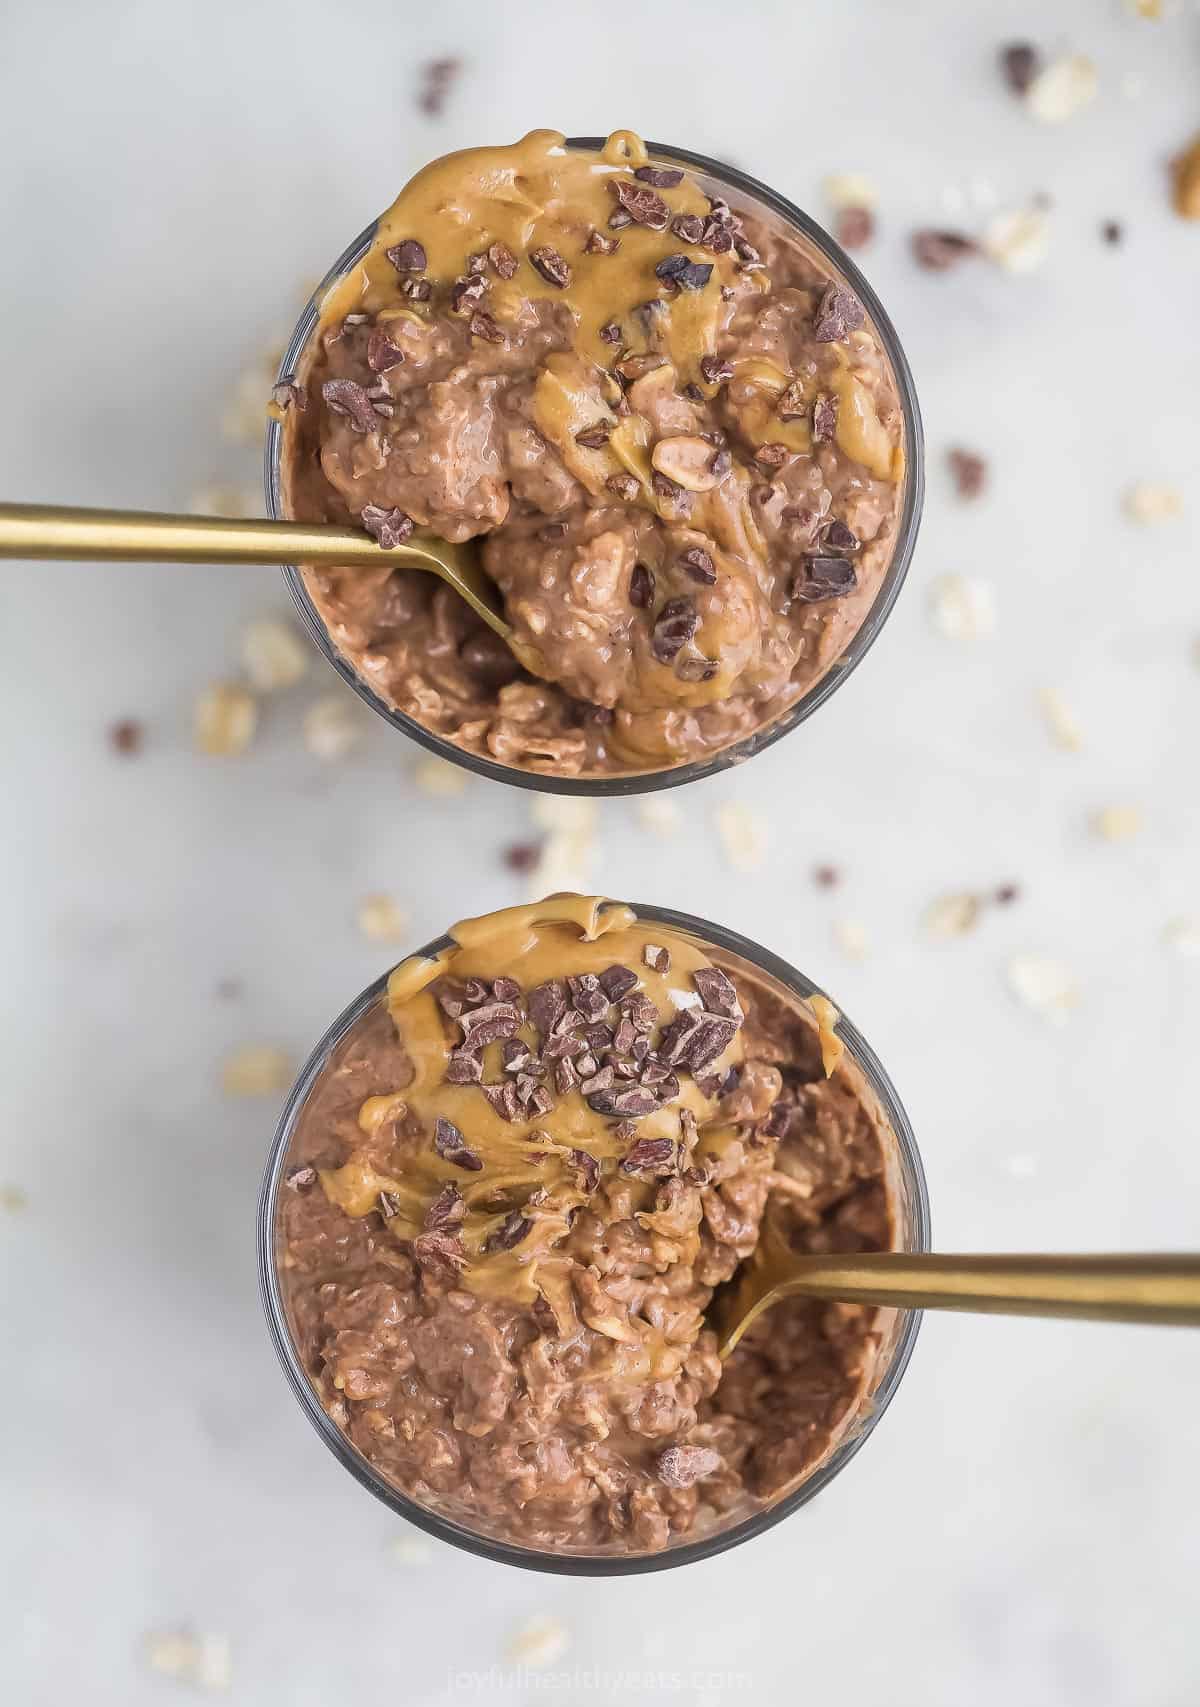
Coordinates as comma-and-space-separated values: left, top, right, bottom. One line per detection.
684, 1014, 740, 1072
542, 1030, 587, 1062
487, 241, 518, 279
530, 246, 572, 288
569, 1149, 600, 1192
792, 556, 858, 603
813, 283, 866, 343
416, 56, 460, 118
580, 1065, 615, 1095
424, 1181, 466, 1231
366, 328, 406, 373
400, 277, 432, 301
575, 420, 614, 449
947, 447, 987, 499
449, 275, 487, 313
911, 229, 978, 271
634, 164, 684, 188
321, 378, 380, 433
412, 1230, 466, 1275
822, 518, 860, 553
568, 973, 609, 1022
385, 239, 427, 273
574, 1053, 598, 1079
466, 251, 488, 275
612, 1015, 638, 1054
599, 965, 640, 1001
615, 352, 668, 383
671, 212, 705, 243
590, 1084, 670, 1119
109, 718, 143, 755
462, 978, 491, 1004
459, 1000, 521, 1046
658, 1007, 701, 1064
760, 1101, 792, 1139
555, 1057, 580, 1096
502, 1037, 533, 1073
1101, 220, 1123, 246
814, 864, 841, 889
360, 504, 415, 548
682, 382, 704, 401
755, 443, 790, 470
608, 208, 634, 230
995, 883, 1021, 906
503, 841, 542, 874
434, 1116, 483, 1171
485, 1210, 532, 1252
657, 1444, 721, 1487
677, 657, 718, 682
642, 943, 671, 974
651, 597, 699, 663
445, 1049, 484, 1085
621, 993, 659, 1032
620, 1137, 677, 1175
639, 1058, 670, 1087
608, 472, 640, 502
702, 220, 735, 255
1000, 41, 1039, 96
271, 378, 306, 411
699, 354, 734, 387
598, 320, 623, 346
708, 446, 732, 480
491, 976, 521, 1003
691, 966, 742, 1018
469, 310, 505, 344
585, 228, 621, 255
285, 1164, 317, 1192
527, 980, 569, 1037
378, 1190, 401, 1220
481, 1081, 520, 1122
629, 563, 655, 608
733, 236, 761, 267
608, 178, 671, 230
812, 394, 838, 442
656, 255, 714, 292
678, 547, 716, 585
837, 207, 875, 251
526, 1085, 554, 1118
776, 379, 807, 420
612, 1057, 639, 1079
431, 977, 468, 1019
583, 1022, 614, 1052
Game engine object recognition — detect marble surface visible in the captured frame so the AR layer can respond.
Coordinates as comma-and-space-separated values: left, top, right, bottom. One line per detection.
2, 1, 1199, 1702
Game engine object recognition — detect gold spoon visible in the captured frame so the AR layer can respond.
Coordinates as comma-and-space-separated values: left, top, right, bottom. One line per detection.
0, 501, 518, 645
714, 1240, 1200, 1358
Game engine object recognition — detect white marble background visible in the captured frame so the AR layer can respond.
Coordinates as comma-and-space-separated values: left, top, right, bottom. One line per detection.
2, 1, 1199, 1702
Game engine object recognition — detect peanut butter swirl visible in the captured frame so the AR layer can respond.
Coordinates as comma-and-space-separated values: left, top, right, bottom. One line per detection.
316, 896, 751, 1317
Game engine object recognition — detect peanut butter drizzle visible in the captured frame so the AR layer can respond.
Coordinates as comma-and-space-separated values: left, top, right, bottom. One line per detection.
317, 897, 744, 1335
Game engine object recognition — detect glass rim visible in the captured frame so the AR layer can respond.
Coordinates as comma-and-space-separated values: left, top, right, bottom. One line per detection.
257, 901, 931, 1576
266, 136, 925, 796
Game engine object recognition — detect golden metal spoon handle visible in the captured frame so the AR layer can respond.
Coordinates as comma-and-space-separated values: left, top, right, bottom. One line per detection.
723, 1253, 1200, 1356
0, 501, 426, 568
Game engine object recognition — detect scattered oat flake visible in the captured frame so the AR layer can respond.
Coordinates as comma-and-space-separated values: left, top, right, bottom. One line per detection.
808, 994, 844, 1078
241, 616, 309, 694
532, 797, 597, 836
304, 694, 364, 760
833, 919, 869, 961
1092, 805, 1142, 842
983, 205, 1050, 273
637, 797, 682, 837
389, 1533, 434, 1564
1007, 956, 1078, 1024
923, 892, 982, 940
823, 172, 878, 210
412, 756, 468, 796
143, 1631, 232, 1691
715, 803, 768, 873
1038, 688, 1084, 752
1025, 55, 1098, 124
194, 681, 257, 757
1123, 482, 1183, 524
357, 894, 409, 942
1163, 917, 1200, 957
506, 1617, 570, 1669
221, 1045, 292, 1097
930, 574, 996, 641
1, 1184, 28, 1212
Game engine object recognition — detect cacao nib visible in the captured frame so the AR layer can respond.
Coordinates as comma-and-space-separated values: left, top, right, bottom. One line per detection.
433, 1117, 483, 1171
620, 1137, 677, 1175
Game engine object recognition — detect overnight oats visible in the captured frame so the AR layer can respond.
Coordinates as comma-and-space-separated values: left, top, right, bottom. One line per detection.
262, 897, 926, 1568
273, 129, 921, 786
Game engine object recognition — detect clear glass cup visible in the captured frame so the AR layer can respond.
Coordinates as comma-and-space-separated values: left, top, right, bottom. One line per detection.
265, 138, 924, 797
257, 903, 931, 1576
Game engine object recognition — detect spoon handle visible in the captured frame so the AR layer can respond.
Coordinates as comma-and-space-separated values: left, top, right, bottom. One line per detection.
733, 1253, 1200, 1346
0, 502, 418, 568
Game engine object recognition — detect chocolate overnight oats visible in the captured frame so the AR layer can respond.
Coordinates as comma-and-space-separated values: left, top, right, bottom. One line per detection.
273, 897, 904, 1557
277, 129, 914, 780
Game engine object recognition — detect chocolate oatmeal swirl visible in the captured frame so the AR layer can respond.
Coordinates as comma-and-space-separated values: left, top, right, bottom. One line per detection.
274, 897, 903, 1557
278, 130, 913, 779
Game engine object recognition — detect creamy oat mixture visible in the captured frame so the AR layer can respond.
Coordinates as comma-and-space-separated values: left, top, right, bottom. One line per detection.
279, 129, 907, 778
276, 897, 895, 1555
